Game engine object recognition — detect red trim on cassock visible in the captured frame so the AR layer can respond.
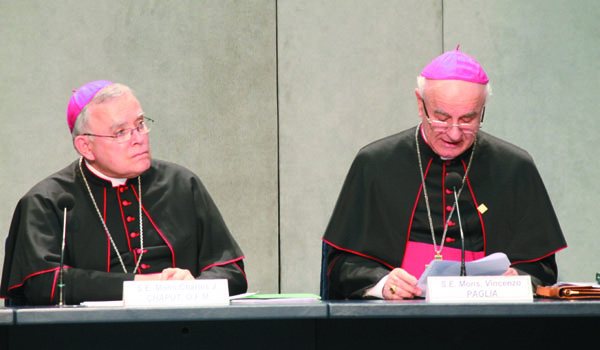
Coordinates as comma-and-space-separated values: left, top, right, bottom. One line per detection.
510, 246, 567, 266
462, 159, 487, 254
131, 185, 177, 269
233, 261, 248, 282
103, 188, 111, 272
442, 162, 448, 226
327, 254, 342, 279
117, 185, 133, 253
405, 158, 433, 252
200, 256, 246, 273
7, 266, 71, 293
50, 269, 59, 302
322, 239, 395, 270
120, 185, 142, 273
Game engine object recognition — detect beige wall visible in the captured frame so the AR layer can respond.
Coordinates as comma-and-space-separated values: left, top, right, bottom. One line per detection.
0, 0, 597, 297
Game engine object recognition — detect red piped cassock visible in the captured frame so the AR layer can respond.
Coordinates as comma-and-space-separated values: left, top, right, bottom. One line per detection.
1, 159, 247, 305
322, 126, 567, 299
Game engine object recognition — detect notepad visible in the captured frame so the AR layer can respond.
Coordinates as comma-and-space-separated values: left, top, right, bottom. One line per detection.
230, 293, 321, 304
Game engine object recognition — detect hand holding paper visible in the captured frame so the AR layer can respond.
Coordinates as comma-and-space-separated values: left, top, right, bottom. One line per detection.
417, 252, 511, 292
383, 268, 422, 300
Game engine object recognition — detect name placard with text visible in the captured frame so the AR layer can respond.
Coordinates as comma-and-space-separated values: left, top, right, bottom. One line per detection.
123, 279, 229, 307
426, 275, 532, 303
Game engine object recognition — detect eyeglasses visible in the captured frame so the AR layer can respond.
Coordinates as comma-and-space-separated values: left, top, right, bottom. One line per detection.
83, 116, 154, 143
422, 99, 484, 134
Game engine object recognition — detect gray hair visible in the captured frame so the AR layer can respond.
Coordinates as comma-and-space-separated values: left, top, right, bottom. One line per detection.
71, 83, 135, 141
416, 76, 492, 101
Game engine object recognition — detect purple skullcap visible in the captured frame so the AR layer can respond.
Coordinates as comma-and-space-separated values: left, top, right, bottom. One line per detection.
67, 80, 114, 133
421, 45, 488, 84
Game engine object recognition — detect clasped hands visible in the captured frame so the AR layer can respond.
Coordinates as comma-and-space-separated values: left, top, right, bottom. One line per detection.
382, 267, 519, 300
134, 267, 195, 281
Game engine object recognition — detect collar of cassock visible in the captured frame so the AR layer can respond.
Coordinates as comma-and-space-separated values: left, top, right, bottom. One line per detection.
84, 160, 128, 187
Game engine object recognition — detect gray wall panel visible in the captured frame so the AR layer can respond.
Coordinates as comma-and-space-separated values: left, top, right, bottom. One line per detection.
0, 0, 278, 295
0, 0, 596, 301
278, 0, 443, 294
444, 0, 600, 283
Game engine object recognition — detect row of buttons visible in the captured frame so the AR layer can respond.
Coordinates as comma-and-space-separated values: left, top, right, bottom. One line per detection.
119, 185, 151, 271
445, 175, 458, 242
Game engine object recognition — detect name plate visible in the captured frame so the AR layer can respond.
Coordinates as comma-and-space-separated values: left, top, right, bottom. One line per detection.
123, 279, 229, 307
426, 275, 532, 303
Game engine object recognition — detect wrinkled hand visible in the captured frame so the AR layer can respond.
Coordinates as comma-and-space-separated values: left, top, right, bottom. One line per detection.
134, 268, 195, 281
159, 268, 195, 280
502, 267, 519, 276
382, 268, 422, 300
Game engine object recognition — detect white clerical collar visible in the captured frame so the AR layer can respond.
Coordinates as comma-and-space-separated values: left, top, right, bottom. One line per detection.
84, 160, 128, 187
419, 124, 454, 161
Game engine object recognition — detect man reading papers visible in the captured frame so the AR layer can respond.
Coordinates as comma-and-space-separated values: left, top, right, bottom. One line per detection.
322, 47, 567, 300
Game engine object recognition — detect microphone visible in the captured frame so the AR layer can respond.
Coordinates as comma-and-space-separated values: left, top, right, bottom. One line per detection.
57, 193, 75, 307
445, 172, 466, 277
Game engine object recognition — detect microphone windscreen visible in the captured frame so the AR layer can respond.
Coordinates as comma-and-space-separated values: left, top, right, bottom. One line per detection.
445, 172, 463, 190
57, 193, 75, 211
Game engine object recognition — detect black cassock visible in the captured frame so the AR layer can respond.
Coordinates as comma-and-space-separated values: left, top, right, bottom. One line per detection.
1, 159, 247, 305
322, 126, 567, 299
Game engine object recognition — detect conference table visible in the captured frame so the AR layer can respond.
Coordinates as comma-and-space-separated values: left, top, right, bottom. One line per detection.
2, 299, 598, 349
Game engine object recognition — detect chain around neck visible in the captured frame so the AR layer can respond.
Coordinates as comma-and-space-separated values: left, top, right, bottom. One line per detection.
78, 157, 144, 274
414, 124, 476, 258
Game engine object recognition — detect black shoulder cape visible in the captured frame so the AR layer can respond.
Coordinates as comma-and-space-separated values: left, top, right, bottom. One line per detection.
1, 159, 246, 304
323, 126, 567, 269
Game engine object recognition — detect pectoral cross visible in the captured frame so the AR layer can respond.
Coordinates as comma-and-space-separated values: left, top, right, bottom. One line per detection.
425, 253, 443, 268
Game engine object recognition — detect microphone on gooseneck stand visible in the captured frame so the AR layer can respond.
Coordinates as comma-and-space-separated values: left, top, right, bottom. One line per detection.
57, 193, 75, 307
445, 172, 467, 277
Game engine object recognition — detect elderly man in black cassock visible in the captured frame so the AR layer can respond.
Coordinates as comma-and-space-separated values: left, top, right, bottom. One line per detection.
1, 80, 247, 305
322, 47, 567, 300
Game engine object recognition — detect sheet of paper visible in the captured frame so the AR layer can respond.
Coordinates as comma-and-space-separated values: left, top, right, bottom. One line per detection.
553, 282, 600, 288
230, 293, 321, 304
417, 252, 510, 291
80, 300, 124, 307
229, 292, 258, 300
